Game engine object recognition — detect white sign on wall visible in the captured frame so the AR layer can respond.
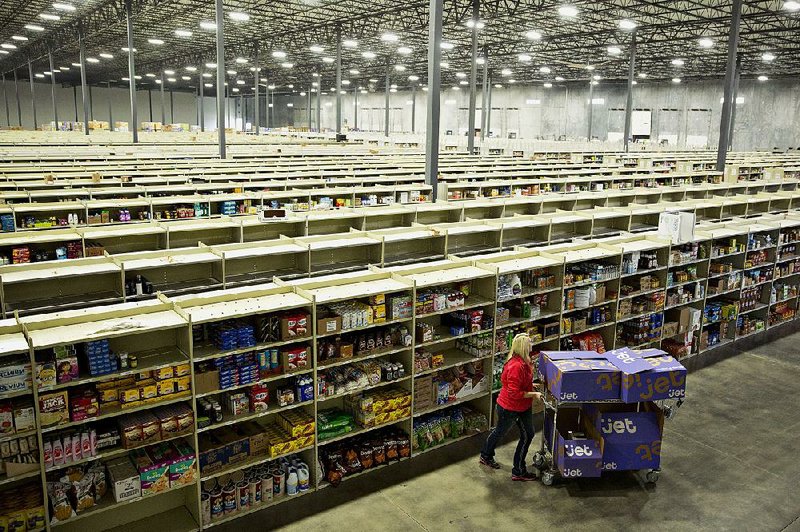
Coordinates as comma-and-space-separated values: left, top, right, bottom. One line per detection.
631, 110, 652, 136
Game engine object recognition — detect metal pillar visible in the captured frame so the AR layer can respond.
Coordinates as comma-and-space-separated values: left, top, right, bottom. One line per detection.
13, 68, 21, 127
160, 69, 166, 125
79, 28, 90, 135
384, 63, 390, 137
214, 0, 226, 158
486, 72, 493, 138
307, 88, 312, 130
353, 86, 358, 130
623, 29, 637, 152
2, 73, 9, 126
716, 0, 743, 171
26, 60, 37, 131
199, 68, 205, 132
48, 50, 58, 128
480, 47, 488, 141
89, 85, 93, 120
73, 86, 78, 121
467, 0, 479, 153
253, 46, 260, 135
587, 80, 594, 140
170, 88, 174, 123
316, 88, 321, 132
241, 95, 246, 132
148, 90, 153, 121
411, 84, 416, 133
270, 91, 274, 127
425, 0, 443, 198
124, 0, 138, 142
335, 26, 342, 133
107, 81, 113, 130
728, 53, 742, 151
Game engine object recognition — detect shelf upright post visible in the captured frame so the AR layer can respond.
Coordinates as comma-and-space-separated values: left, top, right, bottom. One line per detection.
79, 25, 90, 135
716, 0, 743, 171
480, 45, 488, 142
425, 0, 443, 200
335, 25, 342, 134
26, 59, 37, 131
107, 81, 113, 130
160, 68, 166, 125
486, 70, 492, 138
467, 0, 479, 154
253, 44, 260, 135
199, 67, 205, 132
307, 86, 312, 130
623, 29, 637, 152
728, 53, 742, 151
1, 72, 8, 126
170, 88, 175, 124
587, 79, 594, 141
214, 0, 226, 158
124, 0, 138, 143
48, 49, 58, 129
384, 61, 390, 137
316, 84, 321, 132
411, 83, 416, 133
353, 85, 358, 131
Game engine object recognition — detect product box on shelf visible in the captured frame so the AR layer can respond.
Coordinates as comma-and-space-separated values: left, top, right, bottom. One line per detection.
280, 312, 311, 340
317, 315, 343, 336
39, 391, 69, 428
658, 211, 696, 244
539, 351, 620, 402
679, 307, 702, 333
107, 457, 142, 503
582, 402, 664, 471
544, 408, 603, 478
0, 360, 32, 395
605, 348, 687, 402
198, 433, 228, 474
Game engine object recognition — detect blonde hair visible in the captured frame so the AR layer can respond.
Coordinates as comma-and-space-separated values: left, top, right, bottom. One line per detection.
507, 333, 532, 363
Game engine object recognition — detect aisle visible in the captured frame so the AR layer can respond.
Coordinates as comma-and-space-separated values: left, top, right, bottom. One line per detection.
228, 334, 800, 532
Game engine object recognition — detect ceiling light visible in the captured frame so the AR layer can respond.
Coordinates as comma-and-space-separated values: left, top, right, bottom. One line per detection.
175, 29, 192, 37
494, 84, 502, 88
155, 80, 161, 84
35, 73, 45, 78
421, 87, 428, 91
672, 77, 681, 83
134, 75, 141, 80
199, 21, 217, 30
52, 3, 76, 11
268, 84, 276, 89
342, 80, 351, 86
121, 47, 137, 52
525, 30, 542, 40
452, 86, 460, 91
476, 57, 485, 65
671, 58, 685, 66
225, 70, 235, 75
381, 32, 399, 42
24, 24, 45, 31
441, 61, 449, 68
272, 51, 287, 59
394, 65, 406, 71
59, 66, 69, 71
236, 79, 245, 85
309, 45, 324, 53
593, 74, 601, 80
205, 63, 216, 68
758, 75, 769, 81
43, 71, 52, 75
459, 80, 468, 85
71, 62, 81, 67
360, 89, 368, 93
585, 65, 595, 70
390, 84, 398, 89
235, 57, 248, 64
638, 72, 647, 78
466, 19, 485, 29
202, 73, 212, 78
618, 19, 637, 30
0, 44, 17, 50
456, 72, 467, 78
39, 13, 60, 20
440, 42, 454, 50
518, 54, 532, 62
369, 78, 378, 83
500, 68, 512, 76
164, 69, 175, 75
86, 57, 99, 63
784, 0, 800, 10
590, 80, 598, 85
182, 76, 191, 80
204, 83, 213, 88
349, 69, 360, 75
761, 52, 776, 62
11, 36, 28, 41
0, 51, 9, 55
99, 53, 114, 59
408, 75, 419, 81
145, 73, 156, 78
607, 46, 622, 55
389, 88, 398, 93
322, 57, 334, 63
229, 11, 250, 21
147, 38, 164, 45
362, 51, 377, 59
539, 66, 551, 74
544, 82, 553, 88
232, 88, 240, 92
185, 66, 197, 72
698, 37, 714, 49
558, 5, 579, 17
509, 79, 516, 83
121, 77, 129, 81
281, 62, 293, 68
397, 46, 412, 55
343, 39, 358, 48
167, 77, 176, 82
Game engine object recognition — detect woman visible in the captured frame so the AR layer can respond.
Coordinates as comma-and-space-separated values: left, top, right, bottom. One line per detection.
480, 333, 541, 481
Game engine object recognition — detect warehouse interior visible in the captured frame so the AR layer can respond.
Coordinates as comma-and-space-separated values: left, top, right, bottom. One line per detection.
0, 0, 800, 531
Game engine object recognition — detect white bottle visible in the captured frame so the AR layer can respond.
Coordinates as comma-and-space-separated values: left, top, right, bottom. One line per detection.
286, 468, 298, 496
297, 464, 310, 492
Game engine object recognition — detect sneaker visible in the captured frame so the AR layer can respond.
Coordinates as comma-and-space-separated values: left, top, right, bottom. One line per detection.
479, 457, 501, 469
512, 472, 538, 481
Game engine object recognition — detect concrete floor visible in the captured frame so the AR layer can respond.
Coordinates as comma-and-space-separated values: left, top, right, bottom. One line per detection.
225, 331, 800, 532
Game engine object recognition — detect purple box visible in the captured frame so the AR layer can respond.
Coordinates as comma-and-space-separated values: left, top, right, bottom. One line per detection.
545, 408, 603, 478
539, 351, 620, 402
582, 402, 664, 471
605, 348, 687, 403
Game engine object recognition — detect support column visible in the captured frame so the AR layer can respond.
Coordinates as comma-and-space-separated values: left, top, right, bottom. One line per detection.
148, 90, 153, 121
411, 84, 417, 133
214, 0, 226, 158
2, 73, 9, 126
316, 87, 321, 132
73, 86, 78, 121
107, 81, 113, 130
79, 28, 90, 135
270, 91, 274, 127
264, 86, 269, 128
199, 68, 205, 132
26, 59, 37, 131
124, 0, 139, 143
486, 73, 493, 138
170, 88, 174, 123
425, 0, 443, 198
48, 50, 58, 128
480, 46, 488, 141
728, 53, 742, 151
353, 86, 358, 130
587, 80, 594, 141
253, 46, 260, 135
623, 29, 637, 152
160, 69, 166, 125
384, 63, 390, 137
716, 0, 743, 171
467, 0, 479, 153
307, 88, 312, 130
13, 69, 21, 127
335, 26, 342, 133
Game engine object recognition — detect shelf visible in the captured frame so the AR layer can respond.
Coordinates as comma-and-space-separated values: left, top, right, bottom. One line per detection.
416, 327, 490, 348
667, 278, 701, 289
413, 390, 491, 417
620, 266, 666, 278
0, 389, 33, 401
708, 270, 741, 280
744, 262, 774, 272
318, 345, 411, 370
702, 338, 734, 352
710, 250, 745, 259
317, 317, 412, 339
665, 297, 704, 310
564, 276, 619, 289
415, 296, 494, 319
771, 295, 798, 306
707, 286, 741, 298
202, 488, 315, 529
618, 309, 664, 322
317, 376, 411, 404
567, 321, 614, 335
197, 400, 312, 434
318, 416, 410, 445
618, 287, 664, 300
740, 303, 769, 314
497, 285, 561, 304
200, 444, 315, 482
562, 300, 614, 315
775, 254, 800, 264
195, 368, 314, 399
495, 310, 561, 330
318, 456, 410, 490
0, 469, 40, 487
669, 257, 708, 268
742, 279, 773, 289
411, 430, 485, 457
193, 336, 312, 363
414, 350, 492, 377
104, 506, 198, 532
0, 429, 37, 444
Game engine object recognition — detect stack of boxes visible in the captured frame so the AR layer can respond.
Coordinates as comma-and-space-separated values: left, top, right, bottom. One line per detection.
82, 340, 118, 377
539, 348, 686, 478
107, 438, 196, 501
413, 376, 433, 411
325, 293, 389, 331
344, 389, 412, 427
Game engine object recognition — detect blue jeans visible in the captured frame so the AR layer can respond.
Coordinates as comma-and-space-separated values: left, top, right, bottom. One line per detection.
481, 404, 535, 476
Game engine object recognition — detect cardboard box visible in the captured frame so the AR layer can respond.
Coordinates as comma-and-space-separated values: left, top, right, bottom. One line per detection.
662, 321, 679, 339
194, 370, 219, 395
539, 351, 620, 402
544, 408, 603, 479
107, 457, 142, 502
605, 348, 687, 402
658, 211, 695, 244
169, 440, 197, 488
679, 307, 702, 333
280, 313, 311, 340
38, 391, 69, 428
317, 315, 342, 335
583, 402, 664, 471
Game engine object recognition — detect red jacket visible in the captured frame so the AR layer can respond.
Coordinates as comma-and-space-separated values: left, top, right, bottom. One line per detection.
497, 355, 534, 412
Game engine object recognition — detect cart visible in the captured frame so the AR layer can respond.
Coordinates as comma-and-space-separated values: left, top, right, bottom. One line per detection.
531, 385, 683, 486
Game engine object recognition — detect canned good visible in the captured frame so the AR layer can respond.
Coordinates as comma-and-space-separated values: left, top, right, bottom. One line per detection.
210, 488, 224, 521
201, 492, 211, 525
249, 477, 261, 506
237, 481, 249, 511
222, 484, 237, 515
271, 467, 285, 496
260, 472, 274, 501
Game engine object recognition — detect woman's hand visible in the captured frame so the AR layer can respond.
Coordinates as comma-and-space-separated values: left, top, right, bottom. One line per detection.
524, 391, 543, 400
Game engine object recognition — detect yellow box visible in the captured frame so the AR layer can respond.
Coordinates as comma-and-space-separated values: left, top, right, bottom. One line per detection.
157, 378, 175, 396
120, 387, 140, 404
153, 367, 174, 381
175, 376, 191, 392
138, 380, 158, 400
99, 388, 119, 403
173, 364, 191, 377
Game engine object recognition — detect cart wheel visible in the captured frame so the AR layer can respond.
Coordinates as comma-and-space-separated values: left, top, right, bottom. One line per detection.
541, 471, 555, 486
645, 470, 660, 484
533, 452, 545, 469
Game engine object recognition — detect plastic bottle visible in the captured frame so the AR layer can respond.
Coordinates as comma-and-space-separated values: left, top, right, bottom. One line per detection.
286, 468, 298, 496
297, 464, 310, 492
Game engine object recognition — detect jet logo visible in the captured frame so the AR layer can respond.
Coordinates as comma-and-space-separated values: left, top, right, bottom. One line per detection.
601, 417, 637, 435
565, 444, 595, 457
602, 462, 618, 470
560, 392, 579, 400
563, 468, 583, 477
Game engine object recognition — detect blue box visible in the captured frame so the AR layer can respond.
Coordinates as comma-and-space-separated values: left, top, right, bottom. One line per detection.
605, 348, 687, 403
544, 408, 603, 478
582, 402, 664, 471
540, 351, 620, 402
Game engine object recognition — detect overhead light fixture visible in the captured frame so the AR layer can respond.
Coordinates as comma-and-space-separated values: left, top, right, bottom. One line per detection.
155, 79, 161, 84
590, 80, 598, 85
758, 75, 769, 81
456, 72, 467, 78
390, 84, 398, 89
202, 73, 212, 78
509, 79, 516, 83
185, 66, 197, 72
408, 75, 419, 81
43, 71, 52, 75
585, 65, 595, 71
229, 11, 250, 21
672, 77, 681, 83
397, 46, 412, 55
272, 50, 287, 59
784, 0, 800, 10
164, 69, 175, 75
300, 91, 307, 96
24, 24, 45, 31
35, 73, 45, 78
618, 19, 637, 30
421, 87, 428, 91
236, 79, 245, 85
148, 38, 164, 45
466, 19, 485, 29
362, 51, 377, 59
441, 61, 449, 68
204, 83, 213, 88
0, 43, 17, 50
11, 36, 28, 41
698, 37, 714, 48
342, 80, 351, 85
205, 63, 216, 68
235, 57, 248, 64
394, 65, 406, 71
121, 47, 137, 52
389, 88, 398, 93
494, 84, 502, 88
440, 41, 454, 50
85, 57, 99, 63
322, 57, 334, 63
145, 73, 156, 78
281, 62, 293, 68
381, 32, 399, 42
607, 46, 622, 55
452, 86, 460, 91
632, 80, 637, 85
226, 69, 236, 75
175, 29, 192, 37
59, 66, 69, 71
761, 52, 776, 62
232, 87, 240, 92
476, 57, 485, 65
544, 82, 553, 88
671, 58, 685, 66
99, 53, 114, 59
518, 54, 532, 62
199, 21, 217, 30
500, 68, 512, 76
525, 30, 542, 40
0, 50, 10, 55
309, 45, 324, 53
558, 5, 579, 17
360, 89, 368, 93
539, 66, 551, 74
555, 76, 564, 81
349, 69, 360, 75
52, 3, 76, 11
167, 77, 176, 82
638, 72, 647, 78
369, 78, 378, 82
71, 62, 81, 67
182, 76, 191, 80
593, 74, 601, 80
268, 84, 276, 89
459, 80, 468, 85
39, 13, 61, 20
343, 39, 358, 48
